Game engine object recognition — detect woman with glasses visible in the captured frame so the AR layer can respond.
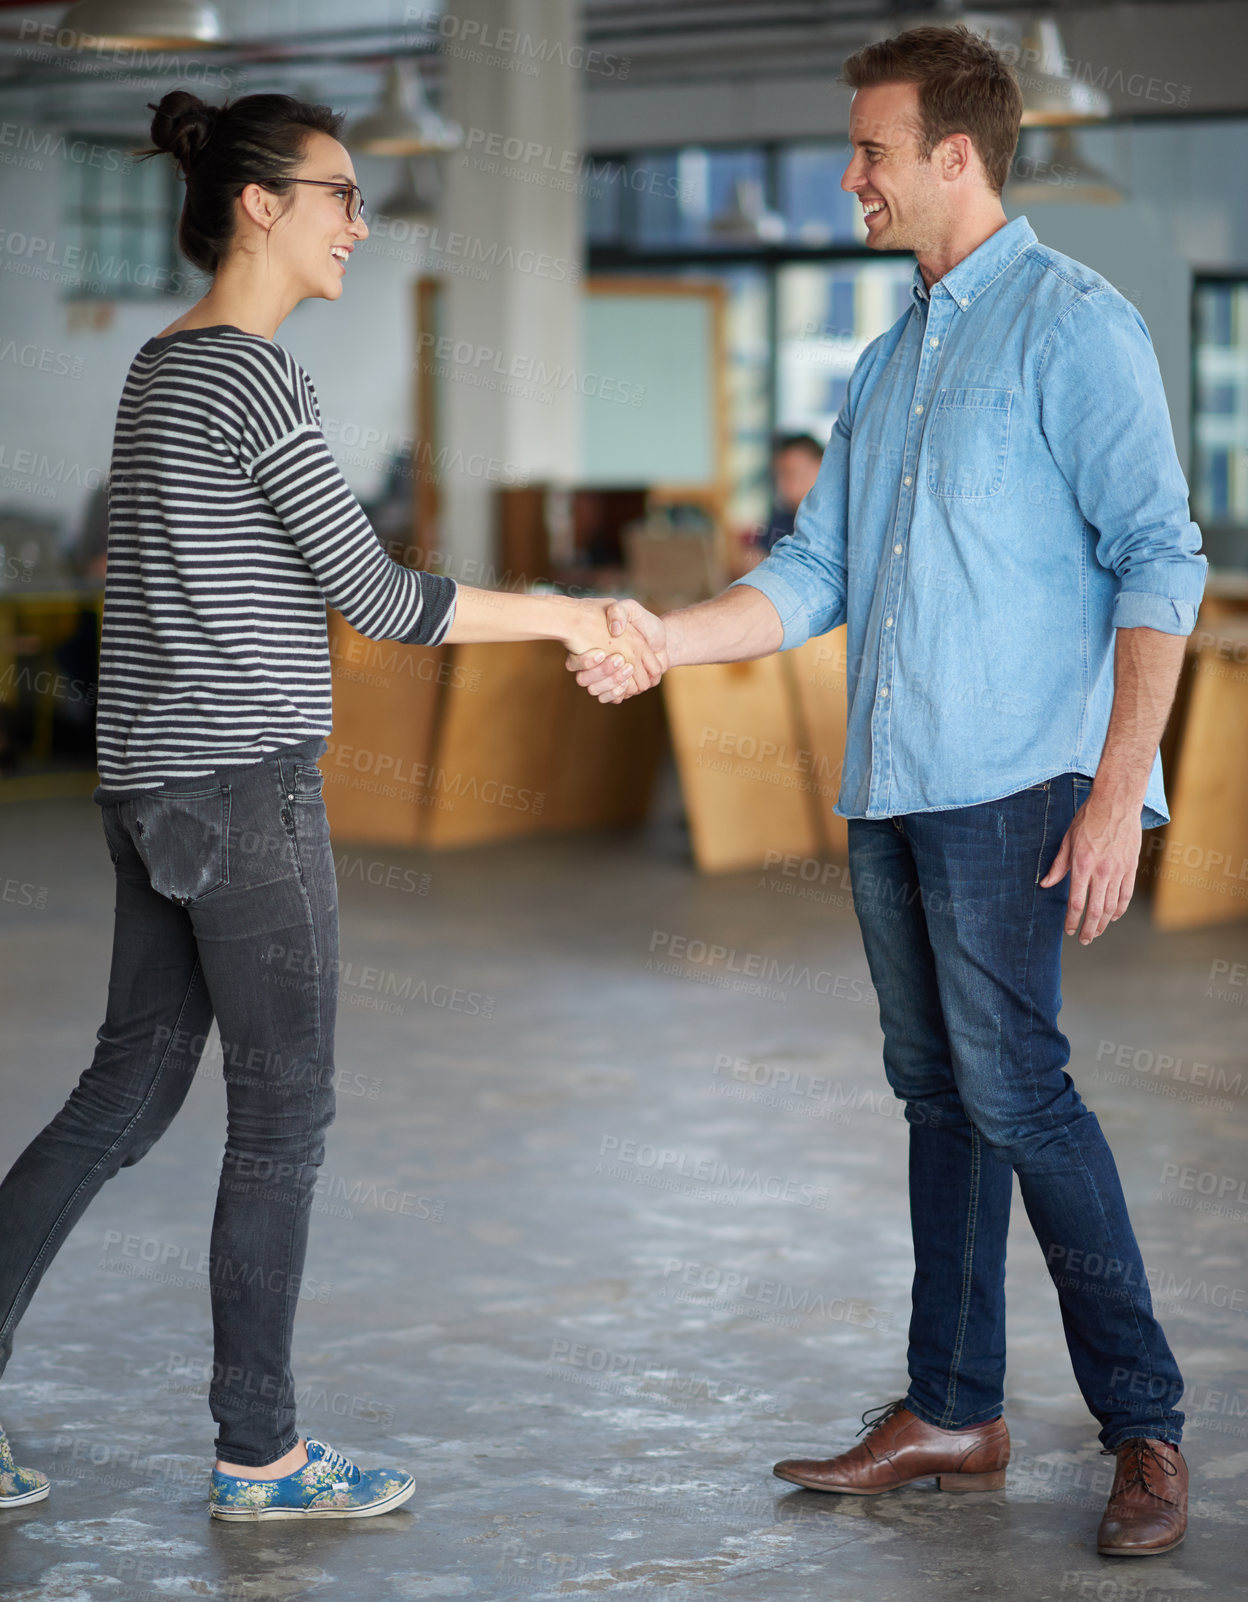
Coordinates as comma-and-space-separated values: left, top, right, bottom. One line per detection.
0, 89, 658, 1523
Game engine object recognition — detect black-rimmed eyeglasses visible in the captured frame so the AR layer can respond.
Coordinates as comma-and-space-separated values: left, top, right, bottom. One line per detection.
282, 178, 365, 222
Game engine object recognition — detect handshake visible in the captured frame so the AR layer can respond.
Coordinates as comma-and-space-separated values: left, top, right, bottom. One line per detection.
445, 583, 771, 696
561, 598, 668, 704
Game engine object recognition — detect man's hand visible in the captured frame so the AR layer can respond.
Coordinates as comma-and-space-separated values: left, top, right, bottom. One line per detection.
566, 600, 668, 703
1039, 792, 1142, 944
564, 586, 784, 701
558, 598, 665, 698
1039, 626, 1184, 945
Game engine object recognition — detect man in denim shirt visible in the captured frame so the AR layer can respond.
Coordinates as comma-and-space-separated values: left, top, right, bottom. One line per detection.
571, 24, 1202, 1559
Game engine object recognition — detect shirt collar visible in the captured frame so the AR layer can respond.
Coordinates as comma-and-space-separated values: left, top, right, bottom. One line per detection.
909, 215, 1037, 313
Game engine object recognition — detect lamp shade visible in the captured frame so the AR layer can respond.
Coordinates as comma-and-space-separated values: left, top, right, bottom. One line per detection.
709, 179, 785, 242
348, 62, 463, 157
1015, 18, 1111, 125
1006, 127, 1123, 205
377, 157, 441, 221
58, 0, 224, 49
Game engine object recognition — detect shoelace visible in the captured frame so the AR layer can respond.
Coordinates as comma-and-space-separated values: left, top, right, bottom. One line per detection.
1103, 1439, 1179, 1503
309, 1442, 360, 1483
856, 1399, 906, 1439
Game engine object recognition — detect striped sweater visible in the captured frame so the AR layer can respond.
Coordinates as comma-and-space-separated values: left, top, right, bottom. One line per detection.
96, 324, 457, 792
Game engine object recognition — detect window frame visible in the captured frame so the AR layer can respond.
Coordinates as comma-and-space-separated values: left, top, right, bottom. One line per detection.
1191, 270, 1248, 556
586, 137, 912, 520
60, 133, 184, 303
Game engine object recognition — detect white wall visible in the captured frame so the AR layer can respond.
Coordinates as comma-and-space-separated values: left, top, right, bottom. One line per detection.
0, 149, 162, 552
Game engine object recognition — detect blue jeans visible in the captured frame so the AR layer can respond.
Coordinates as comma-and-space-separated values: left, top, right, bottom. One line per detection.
0, 744, 337, 1467
848, 773, 1184, 1450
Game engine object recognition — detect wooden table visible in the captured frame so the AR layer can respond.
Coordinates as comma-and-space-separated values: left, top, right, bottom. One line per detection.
661, 630, 849, 873
1147, 612, 1248, 929
322, 611, 666, 849
0, 585, 102, 778
235, 587, 1248, 923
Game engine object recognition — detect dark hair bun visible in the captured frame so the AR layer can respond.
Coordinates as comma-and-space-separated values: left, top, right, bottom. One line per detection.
147, 90, 222, 174
134, 91, 344, 276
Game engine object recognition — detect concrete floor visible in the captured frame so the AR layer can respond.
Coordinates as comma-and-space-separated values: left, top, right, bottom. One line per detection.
1, 783, 1246, 1602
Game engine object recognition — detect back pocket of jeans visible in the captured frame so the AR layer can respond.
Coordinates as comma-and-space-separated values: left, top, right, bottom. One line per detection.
925, 386, 1013, 500
130, 785, 231, 905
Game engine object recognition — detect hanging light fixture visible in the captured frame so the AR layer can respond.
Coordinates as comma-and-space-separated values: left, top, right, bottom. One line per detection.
916, 12, 1111, 125
57, 0, 224, 49
1006, 126, 1124, 205
377, 156, 442, 221
347, 62, 463, 157
1015, 18, 1111, 125
709, 178, 785, 243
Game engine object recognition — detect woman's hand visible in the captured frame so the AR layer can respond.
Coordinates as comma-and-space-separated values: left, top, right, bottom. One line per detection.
566, 599, 669, 703
560, 599, 666, 700
560, 597, 623, 658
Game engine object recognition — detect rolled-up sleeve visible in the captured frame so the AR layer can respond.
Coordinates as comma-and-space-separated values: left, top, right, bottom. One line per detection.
1038, 289, 1206, 636
731, 402, 852, 651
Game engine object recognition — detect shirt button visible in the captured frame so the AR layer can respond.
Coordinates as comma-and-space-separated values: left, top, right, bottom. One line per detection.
960, 297, 969, 307
885, 616, 894, 627
879, 686, 889, 698
929, 337, 939, 349
893, 543, 902, 555
903, 475, 912, 487
914, 404, 923, 415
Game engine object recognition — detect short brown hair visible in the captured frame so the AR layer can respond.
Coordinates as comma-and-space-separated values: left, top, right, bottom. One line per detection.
842, 25, 1022, 194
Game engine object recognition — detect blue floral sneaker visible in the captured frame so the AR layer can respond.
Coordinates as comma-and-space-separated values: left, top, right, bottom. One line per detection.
0, 1424, 50, 1508
209, 1438, 414, 1521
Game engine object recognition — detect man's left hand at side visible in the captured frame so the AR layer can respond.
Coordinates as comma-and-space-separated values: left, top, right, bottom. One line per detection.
1040, 789, 1144, 945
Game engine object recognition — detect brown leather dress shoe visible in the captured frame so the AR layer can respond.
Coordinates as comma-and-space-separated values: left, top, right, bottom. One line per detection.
773, 1400, 1009, 1495
1097, 1438, 1187, 1556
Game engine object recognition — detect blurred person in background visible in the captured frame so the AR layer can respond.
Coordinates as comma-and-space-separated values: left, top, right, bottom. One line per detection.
733, 432, 826, 576
763, 432, 825, 552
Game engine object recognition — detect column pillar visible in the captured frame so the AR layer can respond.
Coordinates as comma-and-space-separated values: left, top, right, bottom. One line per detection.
436, 0, 583, 578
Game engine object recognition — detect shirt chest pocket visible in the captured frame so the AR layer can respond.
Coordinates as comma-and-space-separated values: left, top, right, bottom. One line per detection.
924, 386, 1013, 500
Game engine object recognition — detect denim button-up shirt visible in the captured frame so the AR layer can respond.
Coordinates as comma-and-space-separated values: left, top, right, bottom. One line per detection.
735, 216, 1206, 827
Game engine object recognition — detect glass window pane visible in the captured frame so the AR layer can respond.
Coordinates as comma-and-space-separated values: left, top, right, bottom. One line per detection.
1196, 282, 1232, 348
778, 144, 863, 245
775, 261, 916, 439
139, 152, 165, 209
591, 265, 771, 531
135, 221, 162, 290
633, 147, 775, 248
631, 152, 683, 245
703, 148, 771, 244
1207, 450, 1230, 518
1192, 280, 1248, 544
96, 224, 125, 292
61, 153, 83, 217
716, 265, 772, 527
585, 158, 623, 244
61, 133, 178, 301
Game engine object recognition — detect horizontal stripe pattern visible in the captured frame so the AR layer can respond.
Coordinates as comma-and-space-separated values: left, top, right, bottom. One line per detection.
97, 327, 456, 791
